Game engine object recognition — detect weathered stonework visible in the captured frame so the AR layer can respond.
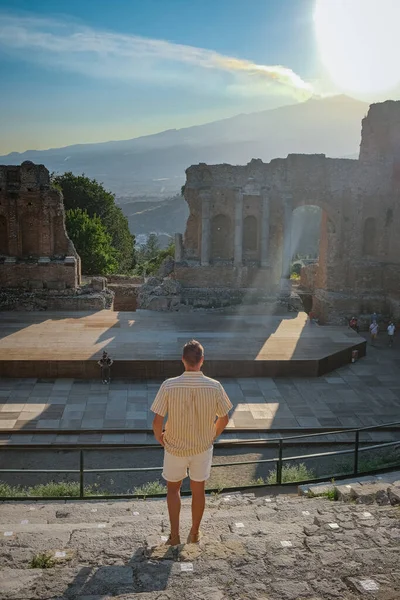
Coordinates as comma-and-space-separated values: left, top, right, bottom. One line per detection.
176, 101, 400, 323
0, 161, 80, 291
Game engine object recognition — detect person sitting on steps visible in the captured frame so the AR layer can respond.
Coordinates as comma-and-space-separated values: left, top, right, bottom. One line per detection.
151, 339, 232, 546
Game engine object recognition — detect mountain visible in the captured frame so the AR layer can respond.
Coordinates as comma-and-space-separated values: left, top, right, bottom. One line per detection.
124, 194, 189, 237
1, 95, 368, 197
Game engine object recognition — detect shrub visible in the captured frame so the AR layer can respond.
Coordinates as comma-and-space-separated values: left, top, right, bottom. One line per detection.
0, 481, 105, 498
265, 462, 315, 485
133, 481, 167, 497
30, 553, 56, 569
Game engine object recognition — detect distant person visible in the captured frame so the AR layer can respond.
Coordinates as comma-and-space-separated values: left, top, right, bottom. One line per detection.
369, 321, 379, 346
98, 350, 113, 384
151, 340, 232, 546
387, 322, 396, 347
371, 311, 378, 324
349, 316, 359, 333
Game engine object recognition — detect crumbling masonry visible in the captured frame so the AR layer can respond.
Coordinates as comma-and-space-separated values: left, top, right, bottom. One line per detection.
0, 161, 81, 291
174, 100, 400, 323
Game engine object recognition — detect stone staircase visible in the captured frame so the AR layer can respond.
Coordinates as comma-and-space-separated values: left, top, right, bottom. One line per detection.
1, 491, 400, 599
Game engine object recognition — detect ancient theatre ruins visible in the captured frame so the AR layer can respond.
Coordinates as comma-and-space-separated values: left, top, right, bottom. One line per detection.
175, 101, 400, 323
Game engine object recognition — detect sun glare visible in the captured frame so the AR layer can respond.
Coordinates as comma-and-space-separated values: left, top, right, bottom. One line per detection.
314, 0, 400, 95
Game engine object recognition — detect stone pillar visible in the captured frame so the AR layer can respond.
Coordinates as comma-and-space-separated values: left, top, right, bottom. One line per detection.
234, 188, 244, 267
260, 188, 270, 267
280, 195, 293, 293
8, 195, 19, 256
200, 191, 211, 266
174, 233, 183, 262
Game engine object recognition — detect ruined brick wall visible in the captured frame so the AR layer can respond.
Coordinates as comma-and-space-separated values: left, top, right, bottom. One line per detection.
0, 261, 77, 290
174, 264, 276, 290
0, 161, 80, 290
177, 101, 400, 322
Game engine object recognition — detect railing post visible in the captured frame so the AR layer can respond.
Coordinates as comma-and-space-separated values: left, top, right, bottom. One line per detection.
353, 430, 359, 476
80, 450, 84, 499
276, 439, 283, 485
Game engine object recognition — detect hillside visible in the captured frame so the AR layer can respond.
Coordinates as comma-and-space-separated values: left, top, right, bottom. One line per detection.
124, 194, 189, 236
0, 95, 368, 197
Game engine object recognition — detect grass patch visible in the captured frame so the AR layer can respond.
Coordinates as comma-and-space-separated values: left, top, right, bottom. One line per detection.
318, 488, 339, 501
210, 483, 225, 499
133, 481, 167, 497
30, 553, 56, 569
265, 463, 315, 485
0, 481, 105, 498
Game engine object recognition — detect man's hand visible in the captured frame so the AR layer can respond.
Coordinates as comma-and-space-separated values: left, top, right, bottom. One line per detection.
153, 414, 165, 447
156, 432, 165, 447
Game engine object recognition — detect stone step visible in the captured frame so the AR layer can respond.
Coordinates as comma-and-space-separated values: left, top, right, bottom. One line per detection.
1, 491, 400, 600
298, 470, 400, 506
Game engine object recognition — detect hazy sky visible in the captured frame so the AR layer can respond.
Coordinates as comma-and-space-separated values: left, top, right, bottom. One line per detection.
1, 0, 400, 154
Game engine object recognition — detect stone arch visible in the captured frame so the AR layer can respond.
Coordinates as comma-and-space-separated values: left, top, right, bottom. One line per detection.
211, 214, 233, 260
0, 215, 8, 255
362, 217, 377, 256
243, 215, 258, 252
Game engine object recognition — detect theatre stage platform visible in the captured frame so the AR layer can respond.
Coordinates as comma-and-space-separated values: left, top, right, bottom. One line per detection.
0, 310, 366, 379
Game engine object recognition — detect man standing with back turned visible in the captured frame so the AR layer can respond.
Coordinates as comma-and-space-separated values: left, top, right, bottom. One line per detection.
151, 340, 232, 546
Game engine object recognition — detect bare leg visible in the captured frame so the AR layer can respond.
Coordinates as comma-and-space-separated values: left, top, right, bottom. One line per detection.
190, 480, 206, 538
166, 480, 182, 544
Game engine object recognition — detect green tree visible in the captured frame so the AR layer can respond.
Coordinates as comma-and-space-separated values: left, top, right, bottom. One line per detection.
52, 172, 134, 272
134, 236, 175, 276
65, 209, 118, 275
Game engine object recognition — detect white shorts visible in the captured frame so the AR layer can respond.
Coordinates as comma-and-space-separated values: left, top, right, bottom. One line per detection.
162, 447, 213, 483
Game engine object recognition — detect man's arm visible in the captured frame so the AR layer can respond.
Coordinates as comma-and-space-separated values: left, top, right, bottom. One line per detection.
150, 382, 168, 447
215, 414, 229, 439
152, 413, 165, 446
214, 384, 233, 440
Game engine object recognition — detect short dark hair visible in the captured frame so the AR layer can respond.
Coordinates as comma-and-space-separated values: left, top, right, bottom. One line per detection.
182, 339, 204, 366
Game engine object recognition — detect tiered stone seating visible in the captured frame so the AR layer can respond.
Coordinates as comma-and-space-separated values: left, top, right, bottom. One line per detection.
1, 491, 400, 599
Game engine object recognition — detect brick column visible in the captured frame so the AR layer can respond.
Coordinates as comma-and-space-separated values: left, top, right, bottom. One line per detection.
174, 233, 183, 262
200, 191, 211, 266
280, 195, 293, 293
234, 188, 244, 267
260, 188, 270, 267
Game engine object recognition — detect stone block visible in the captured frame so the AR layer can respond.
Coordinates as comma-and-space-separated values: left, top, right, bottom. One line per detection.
38, 257, 50, 264
376, 489, 390, 505
388, 485, 400, 505
147, 296, 170, 311
28, 280, 43, 290
64, 256, 76, 265
47, 281, 66, 291
91, 277, 107, 292
351, 482, 390, 505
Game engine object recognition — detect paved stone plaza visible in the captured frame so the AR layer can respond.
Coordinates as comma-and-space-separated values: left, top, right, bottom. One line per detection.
1, 491, 400, 599
0, 331, 399, 445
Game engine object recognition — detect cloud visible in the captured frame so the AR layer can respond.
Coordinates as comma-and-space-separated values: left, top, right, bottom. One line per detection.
0, 13, 314, 99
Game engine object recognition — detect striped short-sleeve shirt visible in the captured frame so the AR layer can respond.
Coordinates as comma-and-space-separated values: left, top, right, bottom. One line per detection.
151, 371, 233, 457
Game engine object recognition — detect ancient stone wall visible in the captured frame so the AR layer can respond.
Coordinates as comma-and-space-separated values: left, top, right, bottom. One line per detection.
107, 283, 138, 311
176, 101, 400, 323
0, 161, 80, 290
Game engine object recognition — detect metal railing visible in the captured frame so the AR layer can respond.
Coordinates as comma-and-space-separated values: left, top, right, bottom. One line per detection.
0, 421, 399, 500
